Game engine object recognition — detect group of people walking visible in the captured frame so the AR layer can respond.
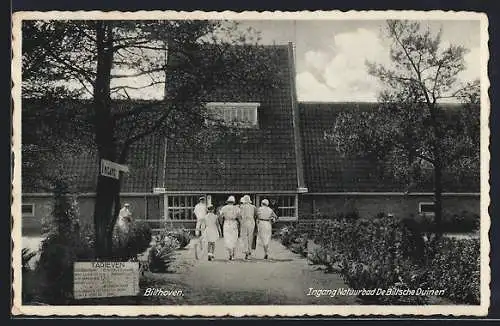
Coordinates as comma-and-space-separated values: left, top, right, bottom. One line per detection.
194, 195, 278, 261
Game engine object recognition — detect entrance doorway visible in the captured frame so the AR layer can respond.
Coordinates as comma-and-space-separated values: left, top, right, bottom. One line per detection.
210, 193, 258, 212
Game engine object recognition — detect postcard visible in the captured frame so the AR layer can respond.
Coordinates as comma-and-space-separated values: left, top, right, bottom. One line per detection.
11, 10, 490, 316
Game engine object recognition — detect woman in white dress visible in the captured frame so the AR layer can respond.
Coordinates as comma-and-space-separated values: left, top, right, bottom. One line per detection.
257, 199, 278, 259
203, 205, 221, 261
219, 195, 241, 260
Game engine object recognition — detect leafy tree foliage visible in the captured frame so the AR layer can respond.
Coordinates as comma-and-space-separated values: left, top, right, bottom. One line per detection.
330, 20, 480, 234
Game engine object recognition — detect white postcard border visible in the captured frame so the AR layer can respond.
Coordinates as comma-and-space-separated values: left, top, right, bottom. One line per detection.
11, 10, 491, 317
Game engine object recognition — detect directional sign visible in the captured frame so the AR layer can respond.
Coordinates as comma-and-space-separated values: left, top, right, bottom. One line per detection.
100, 159, 129, 179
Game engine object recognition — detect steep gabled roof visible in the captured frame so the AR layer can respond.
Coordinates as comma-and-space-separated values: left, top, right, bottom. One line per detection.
299, 102, 480, 193
22, 44, 300, 194
21, 134, 165, 193
161, 44, 299, 192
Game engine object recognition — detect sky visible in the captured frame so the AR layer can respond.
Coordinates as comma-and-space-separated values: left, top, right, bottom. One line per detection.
108, 19, 481, 102
237, 20, 481, 102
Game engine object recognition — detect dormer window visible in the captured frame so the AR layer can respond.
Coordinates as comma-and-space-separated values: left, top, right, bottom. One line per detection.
206, 102, 260, 128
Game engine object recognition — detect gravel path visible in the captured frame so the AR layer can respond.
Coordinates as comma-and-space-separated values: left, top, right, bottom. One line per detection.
140, 237, 358, 305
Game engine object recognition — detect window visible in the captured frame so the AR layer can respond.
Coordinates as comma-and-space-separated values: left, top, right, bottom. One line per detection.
418, 202, 435, 217
206, 102, 260, 128
167, 195, 199, 220
258, 195, 298, 221
22, 203, 35, 216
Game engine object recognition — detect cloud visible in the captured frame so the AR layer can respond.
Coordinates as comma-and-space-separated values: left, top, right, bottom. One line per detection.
439, 40, 480, 83
460, 46, 480, 82
296, 71, 338, 101
297, 28, 390, 102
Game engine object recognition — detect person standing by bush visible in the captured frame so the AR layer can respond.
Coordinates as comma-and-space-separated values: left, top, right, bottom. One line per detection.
117, 203, 133, 234
219, 196, 241, 260
257, 199, 278, 260
239, 195, 257, 260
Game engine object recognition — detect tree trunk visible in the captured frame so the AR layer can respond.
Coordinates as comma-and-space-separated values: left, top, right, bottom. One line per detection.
93, 21, 118, 259
433, 161, 443, 237
429, 103, 444, 238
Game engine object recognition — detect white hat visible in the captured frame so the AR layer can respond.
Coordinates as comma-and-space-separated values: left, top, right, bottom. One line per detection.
226, 195, 236, 203
240, 195, 252, 204
124, 203, 130, 207
261, 199, 269, 206
199, 196, 206, 201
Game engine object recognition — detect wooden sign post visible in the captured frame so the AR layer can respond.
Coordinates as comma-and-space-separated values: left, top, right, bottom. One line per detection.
100, 159, 129, 179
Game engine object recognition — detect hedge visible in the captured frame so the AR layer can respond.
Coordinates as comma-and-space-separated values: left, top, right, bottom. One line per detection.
279, 214, 480, 305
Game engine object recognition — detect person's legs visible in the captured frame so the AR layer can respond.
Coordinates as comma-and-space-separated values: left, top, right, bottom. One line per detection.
241, 223, 250, 258
207, 242, 215, 260
223, 222, 232, 260
261, 221, 271, 259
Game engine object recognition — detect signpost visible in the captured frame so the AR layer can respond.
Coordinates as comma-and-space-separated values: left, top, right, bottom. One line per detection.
100, 159, 129, 179
73, 262, 140, 299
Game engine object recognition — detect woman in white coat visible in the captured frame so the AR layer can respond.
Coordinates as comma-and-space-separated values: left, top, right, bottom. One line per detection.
239, 195, 257, 260
256, 199, 278, 259
219, 195, 241, 260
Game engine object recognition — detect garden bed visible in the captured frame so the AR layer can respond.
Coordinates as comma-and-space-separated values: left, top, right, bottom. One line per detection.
278, 214, 480, 305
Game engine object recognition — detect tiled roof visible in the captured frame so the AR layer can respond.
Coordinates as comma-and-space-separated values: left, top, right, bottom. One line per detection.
22, 134, 165, 193
162, 45, 299, 192
22, 44, 300, 193
299, 102, 480, 193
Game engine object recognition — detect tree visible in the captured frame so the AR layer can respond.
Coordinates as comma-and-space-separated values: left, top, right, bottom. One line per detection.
22, 20, 280, 258
330, 20, 480, 235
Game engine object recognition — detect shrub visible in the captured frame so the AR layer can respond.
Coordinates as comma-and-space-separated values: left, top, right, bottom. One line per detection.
409, 211, 480, 234
36, 235, 77, 304
22, 248, 38, 303
300, 210, 361, 221
165, 229, 191, 249
35, 184, 81, 304
112, 221, 152, 261
278, 224, 299, 247
307, 245, 338, 272
441, 211, 480, 233
289, 235, 308, 257
148, 235, 179, 273
400, 217, 427, 264
74, 223, 96, 261
22, 248, 37, 273
426, 238, 480, 304
303, 214, 480, 305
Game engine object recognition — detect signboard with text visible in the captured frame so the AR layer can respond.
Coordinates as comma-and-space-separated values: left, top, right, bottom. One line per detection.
73, 262, 140, 299
100, 159, 129, 179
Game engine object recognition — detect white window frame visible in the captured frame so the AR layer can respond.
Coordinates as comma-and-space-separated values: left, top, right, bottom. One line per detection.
256, 194, 298, 221
418, 202, 435, 217
22, 203, 35, 217
166, 195, 198, 221
165, 194, 213, 221
206, 102, 260, 128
